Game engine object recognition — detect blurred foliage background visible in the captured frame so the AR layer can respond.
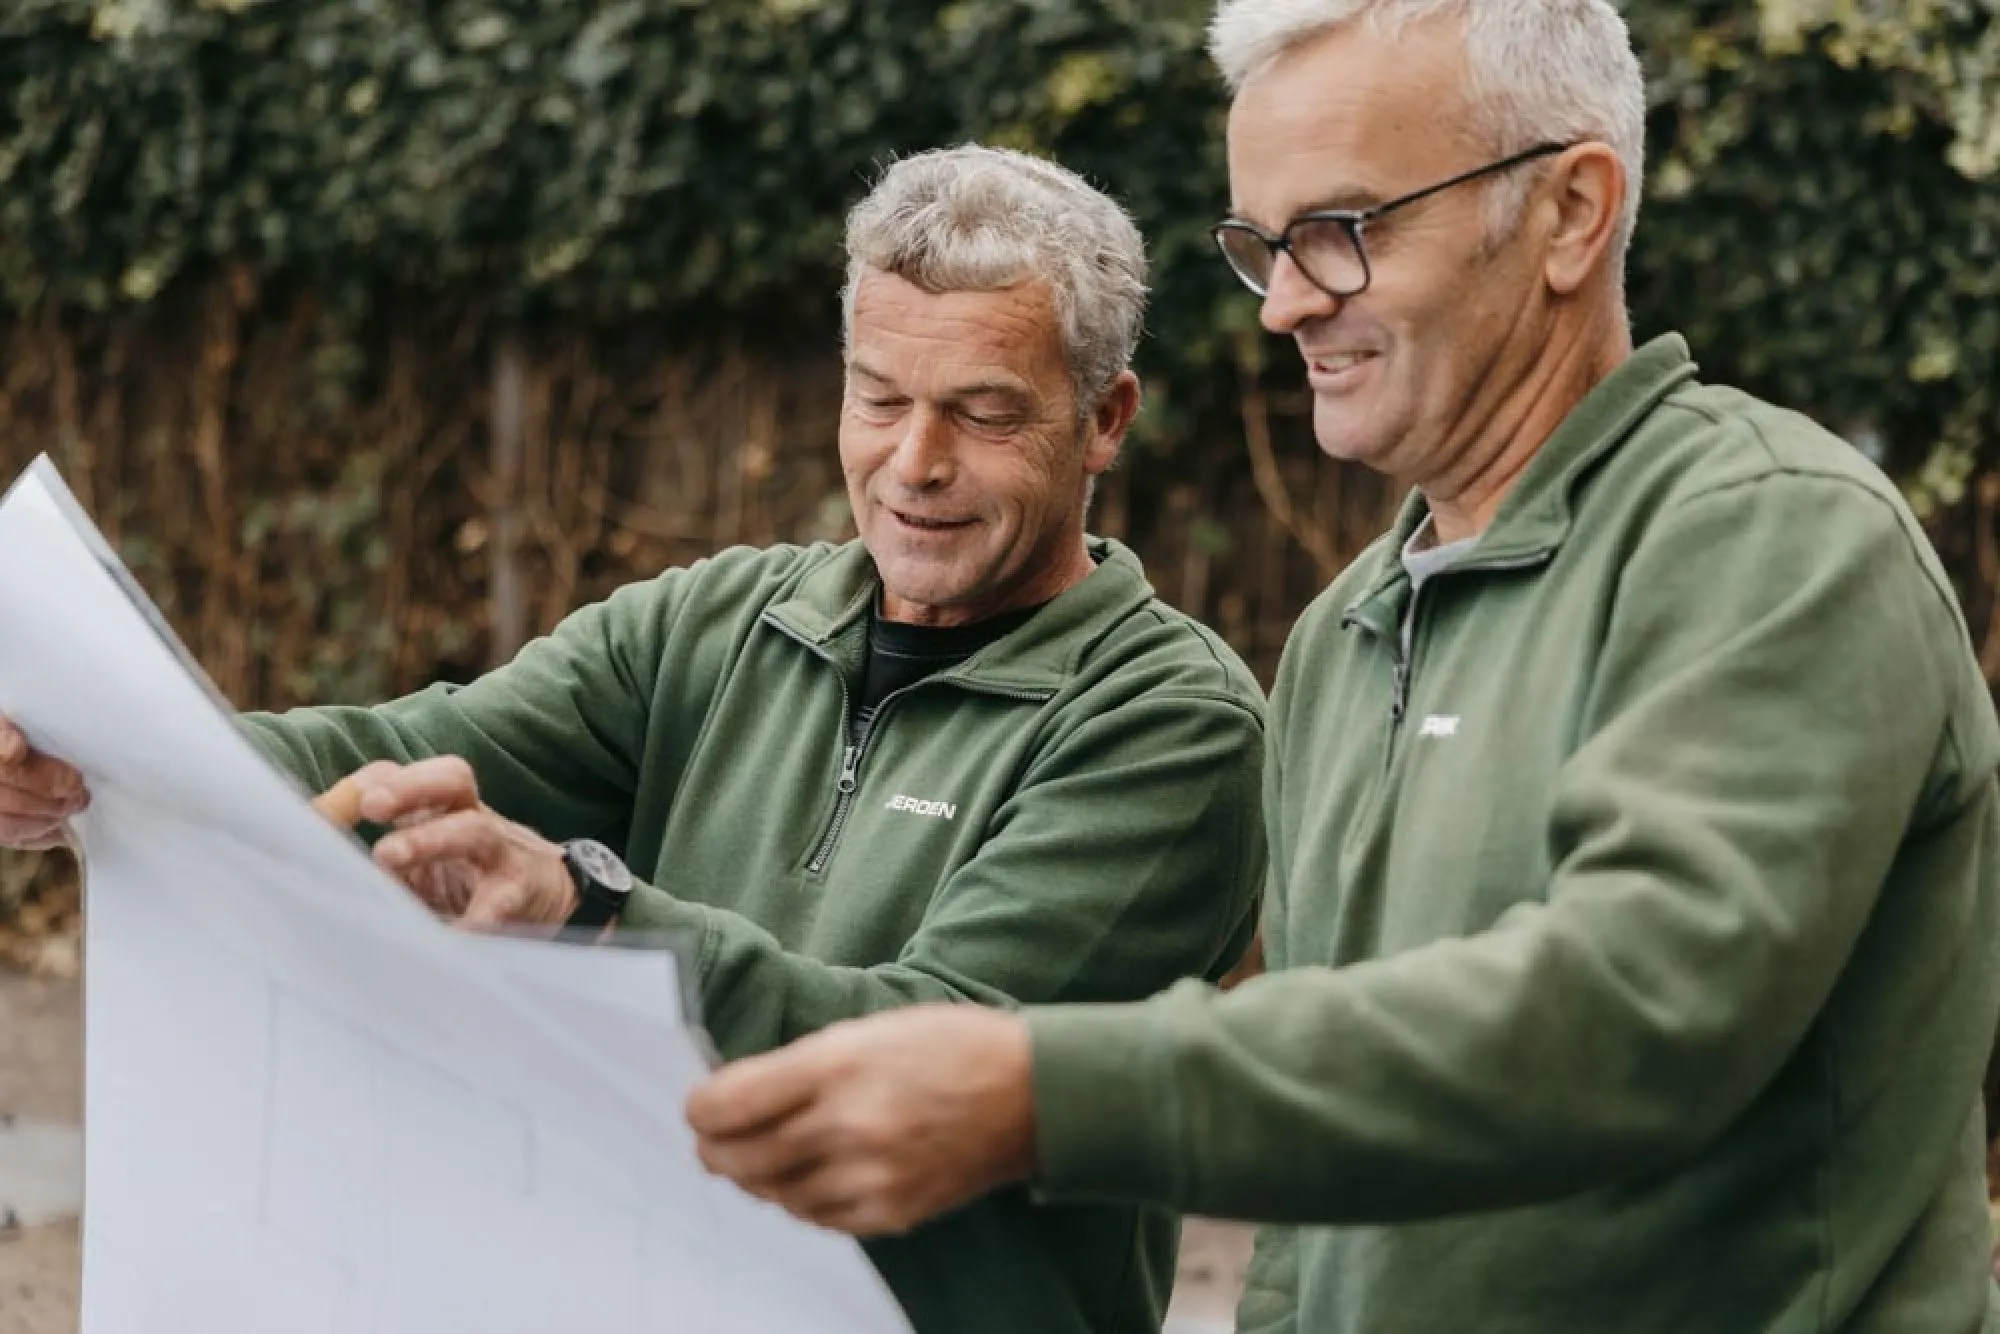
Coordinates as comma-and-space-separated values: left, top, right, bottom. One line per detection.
0, 0, 1992, 992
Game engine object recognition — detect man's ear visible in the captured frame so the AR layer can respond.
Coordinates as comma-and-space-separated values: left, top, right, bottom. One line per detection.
1084, 371, 1141, 475
1542, 143, 1625, 297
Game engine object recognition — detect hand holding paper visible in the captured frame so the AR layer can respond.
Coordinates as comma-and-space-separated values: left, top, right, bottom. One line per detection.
0, 713, 89, 849
689, 1002, 1038, 1237
316, 757, 579, 930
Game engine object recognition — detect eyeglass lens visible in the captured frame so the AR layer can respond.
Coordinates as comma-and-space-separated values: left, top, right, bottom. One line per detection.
1216, 218, 1369, 297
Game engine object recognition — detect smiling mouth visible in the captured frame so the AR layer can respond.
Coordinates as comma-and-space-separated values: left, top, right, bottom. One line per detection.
891, 509, 976, 532
1308, 351, 1377, 374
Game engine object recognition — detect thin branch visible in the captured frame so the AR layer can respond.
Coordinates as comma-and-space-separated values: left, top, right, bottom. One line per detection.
1235, 335, 1344, 582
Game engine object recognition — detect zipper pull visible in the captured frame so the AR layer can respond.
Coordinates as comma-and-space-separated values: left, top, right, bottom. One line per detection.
837, 744, 859, 794
1390, 659, 1409, 724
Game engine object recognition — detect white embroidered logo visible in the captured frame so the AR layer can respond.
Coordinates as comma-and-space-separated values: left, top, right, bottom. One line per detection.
886, 794, 957, 821
1417, 714, 1461, 739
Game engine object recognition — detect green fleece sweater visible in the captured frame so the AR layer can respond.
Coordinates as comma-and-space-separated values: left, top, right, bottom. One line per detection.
1028, 336, 2000, 1332
241, 537, 1266, 1334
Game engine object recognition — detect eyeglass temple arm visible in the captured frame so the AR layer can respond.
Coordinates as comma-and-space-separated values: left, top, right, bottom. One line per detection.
1358, 141, 1570, 224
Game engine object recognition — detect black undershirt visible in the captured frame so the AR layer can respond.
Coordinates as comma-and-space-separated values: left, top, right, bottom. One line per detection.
854, 602, 1045, 735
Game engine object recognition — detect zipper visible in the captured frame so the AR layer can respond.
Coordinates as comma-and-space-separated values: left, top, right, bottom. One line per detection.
1384, 583, 1424, 765
758, 612, 866, 874
809, 740, 862, 873
803, 666, 859, 874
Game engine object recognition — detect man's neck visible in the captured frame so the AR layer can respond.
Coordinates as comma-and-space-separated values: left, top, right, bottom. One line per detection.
1422, 308, 1632, 545
879, 534, 1095, 628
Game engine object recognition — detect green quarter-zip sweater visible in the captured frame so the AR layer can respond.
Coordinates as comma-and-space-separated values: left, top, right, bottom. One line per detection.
1026, 336, 2000, 1332
240, 536, 1267, 1334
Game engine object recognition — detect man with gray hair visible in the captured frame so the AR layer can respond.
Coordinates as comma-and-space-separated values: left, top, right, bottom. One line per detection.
0, 144, 1269, 1333
687, 4, 2000, 1331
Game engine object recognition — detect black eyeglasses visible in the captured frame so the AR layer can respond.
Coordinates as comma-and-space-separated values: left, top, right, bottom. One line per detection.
1210, 142, 1571, 299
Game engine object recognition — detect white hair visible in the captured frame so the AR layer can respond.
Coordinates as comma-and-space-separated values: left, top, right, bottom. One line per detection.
1209, 0, 1646, 264
841, 144, 1148, 413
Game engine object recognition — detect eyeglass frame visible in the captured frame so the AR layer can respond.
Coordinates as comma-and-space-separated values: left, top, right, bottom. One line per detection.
1209, 141, 1574, 300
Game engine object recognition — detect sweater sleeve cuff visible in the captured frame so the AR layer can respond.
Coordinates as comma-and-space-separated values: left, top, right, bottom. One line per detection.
616, 881, 714, 979
1026, 1002, 1183, 1205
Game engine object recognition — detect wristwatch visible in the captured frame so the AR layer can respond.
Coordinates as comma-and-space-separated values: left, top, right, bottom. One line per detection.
560, 838, 634, 932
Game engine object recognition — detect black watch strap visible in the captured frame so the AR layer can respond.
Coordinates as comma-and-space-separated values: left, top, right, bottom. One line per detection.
561, 838, 634, 932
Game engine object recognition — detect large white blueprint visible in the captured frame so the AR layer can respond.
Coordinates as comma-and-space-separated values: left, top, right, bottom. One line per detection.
0, 458, 909, 1334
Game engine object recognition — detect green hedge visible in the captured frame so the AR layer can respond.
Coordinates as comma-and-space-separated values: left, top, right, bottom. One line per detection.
0, 0, 1993, 517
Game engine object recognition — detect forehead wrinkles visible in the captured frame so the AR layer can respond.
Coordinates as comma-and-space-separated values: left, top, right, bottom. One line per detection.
848, 275, 1066, 399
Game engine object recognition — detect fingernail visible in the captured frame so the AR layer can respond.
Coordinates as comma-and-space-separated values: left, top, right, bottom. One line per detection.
359, 787, 391, 822
376, 840, 405, 870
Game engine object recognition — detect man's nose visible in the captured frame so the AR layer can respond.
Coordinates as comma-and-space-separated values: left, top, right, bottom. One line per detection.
1259, 252, 1342, 336
890, 407, 957, 490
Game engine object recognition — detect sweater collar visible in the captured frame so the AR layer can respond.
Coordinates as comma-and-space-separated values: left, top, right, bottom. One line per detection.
762, 535, 1157, 694
1344, 333, 1697, 635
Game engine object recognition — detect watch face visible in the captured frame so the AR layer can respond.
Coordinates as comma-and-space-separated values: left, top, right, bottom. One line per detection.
569, 839, 634, 894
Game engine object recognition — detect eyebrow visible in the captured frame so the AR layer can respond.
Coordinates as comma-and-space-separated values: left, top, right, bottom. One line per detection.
1230, 186, 1384, 227
847, 361, 1033, 406
944, 381, 1033, 406
1296, 186, 1385, 213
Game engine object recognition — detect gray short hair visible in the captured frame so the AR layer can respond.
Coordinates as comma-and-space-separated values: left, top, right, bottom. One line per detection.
1209, 0, 1646, 265
841, 144, 1148, 412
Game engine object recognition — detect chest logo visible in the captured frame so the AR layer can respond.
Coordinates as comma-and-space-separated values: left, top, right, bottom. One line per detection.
886, 794, 957, 821
1417, 714, 1461, 739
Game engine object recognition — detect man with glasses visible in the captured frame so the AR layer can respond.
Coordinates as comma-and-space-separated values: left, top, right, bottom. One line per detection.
688, 2, 2000, 1331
